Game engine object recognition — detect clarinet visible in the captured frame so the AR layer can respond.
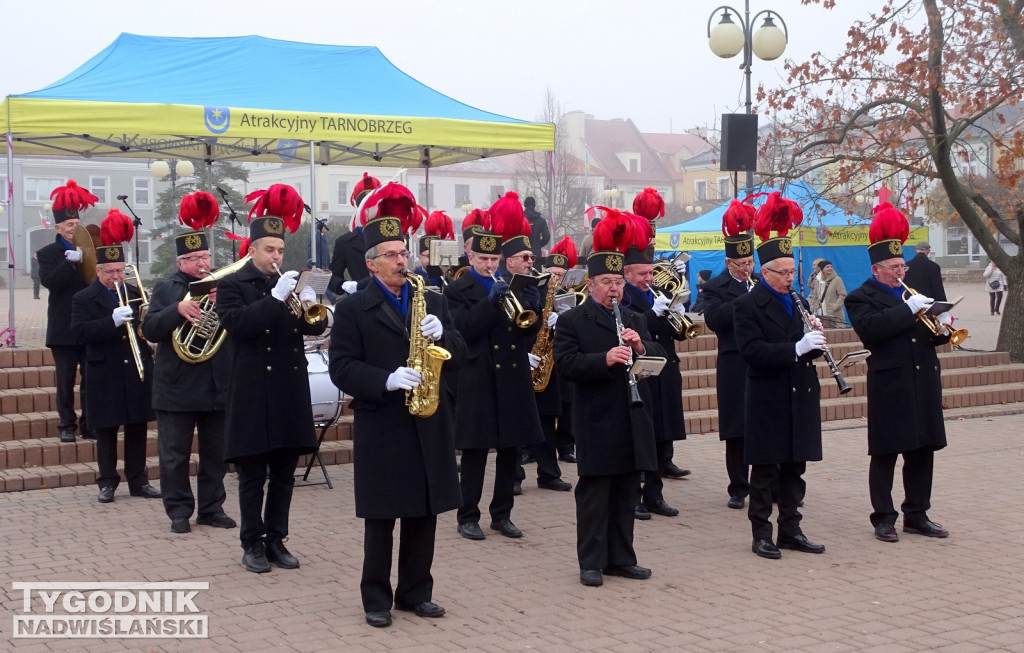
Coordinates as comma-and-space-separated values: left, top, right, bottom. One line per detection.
788, 287, 852, 395
610, 298, 645, 408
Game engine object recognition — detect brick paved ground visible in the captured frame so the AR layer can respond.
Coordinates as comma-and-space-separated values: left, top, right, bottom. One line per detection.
2, 412, 1022, 652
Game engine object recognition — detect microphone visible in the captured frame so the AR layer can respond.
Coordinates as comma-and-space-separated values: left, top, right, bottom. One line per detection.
217, 187, 229, 196
117, 194, 128, 200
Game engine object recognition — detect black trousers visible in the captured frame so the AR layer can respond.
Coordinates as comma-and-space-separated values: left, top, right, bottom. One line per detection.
990, 291, 1003, 314
639, 440, 673, 504
576, 472, 640, 570
50, 345, 87, 432
234, 452, 300, 549
157, 410, 227, 520
457, 447, 516, 525
725, 437, 749, 499
526, 416, 563, 481
555, 405, 575, 457
748, 462, 806, 540
869, 448, 934, 526
95, 423, 148, 490
360, 515, 437, 613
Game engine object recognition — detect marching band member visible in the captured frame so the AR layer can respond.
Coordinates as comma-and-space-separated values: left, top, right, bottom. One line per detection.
215, 184, 327, 573
70, 209, 160, 504
329, 172, 380, 295
415, 210, 454, 288
444, 192, 543, 541
734, 193, 826, 560
329, 183, 466, 628
142, 192, 235, 534
37, 180, 95, 443
553, 208, 662, 587
458, 208, 490, 269
702, 200, 758, 509
845, 203, 951, 542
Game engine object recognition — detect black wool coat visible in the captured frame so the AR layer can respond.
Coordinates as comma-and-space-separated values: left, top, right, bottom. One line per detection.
37, 236, 88, 346
141, 271, 233, 412
553, 298, 660, 476
903, 253, 946, 302
845, 279, 949, 456
214, 260, 326, 463
328, 230, 369, 293
443, 273, 544, 450
621, 284, 686, 441
702, 270, 753, 441
733, 283, 823, 465
70, 280, 155, 429
329, 279, 466, 519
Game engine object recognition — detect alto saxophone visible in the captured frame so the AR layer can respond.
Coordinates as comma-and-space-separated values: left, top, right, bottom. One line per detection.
530, 272, 559, 392
404, 272, 452, 417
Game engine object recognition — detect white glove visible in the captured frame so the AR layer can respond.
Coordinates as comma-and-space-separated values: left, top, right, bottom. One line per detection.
672, 259, 687, 275
795, 330, 826, 357
298, 285, 317, 304
420, 314, 443, 341
652, 294, 671, 317
528, 353, 542, 370
937, 311, 953, 326
112, 305, 134, 327
342, 280, 358, 294
546, 312, 559, 328
809, 315, 824, 332
386, 366, 421, 391
65, 249, 82, 263
271, 270, 299, 302
905, 293, 934, 315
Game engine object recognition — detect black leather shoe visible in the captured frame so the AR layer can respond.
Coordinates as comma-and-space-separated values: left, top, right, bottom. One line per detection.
662, 463, 691, 479
266, 540, 300, 569
874, 523, 899, 543
365, 610, 392, 628
394, 601, 445, 618
643, 499, 679, 517
558, 452, 577, 464
752, 538, 781, 559
170, 517, 191, 534
196, 512, 237, 529
727, 495, 745, 509
634, 504, 651, 520
903, 520, 949, 538
129, 484, 161, 499
579, 569, 603, 587
513, 480, 522, 496
777, 533, 826, 554
457, 522, 485, 540
604, 564, 652, 580
242, 543, 271, 573
489, 519, 522, 538
59, 429, 76, 443
97, 486, 115, 503
537, 477, 572, 491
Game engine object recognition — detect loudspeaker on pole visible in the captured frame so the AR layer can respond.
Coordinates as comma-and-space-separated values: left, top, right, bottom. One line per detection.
720, 113, 759, 172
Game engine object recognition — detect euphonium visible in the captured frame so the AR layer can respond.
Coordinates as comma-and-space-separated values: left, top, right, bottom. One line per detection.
493, 271, 537, 328
172, 254, 251, 363
272, 263, 329, 326
899, 280, 968, 345
404, 272, 451, 417
651, 263, 702, 339
530, 271, 559, 392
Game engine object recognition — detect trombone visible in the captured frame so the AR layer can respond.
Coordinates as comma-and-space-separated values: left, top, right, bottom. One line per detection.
272, 263, 329, 326
492, 270, 538, 328
899, 280, 968, 345
113, 276, 146, 382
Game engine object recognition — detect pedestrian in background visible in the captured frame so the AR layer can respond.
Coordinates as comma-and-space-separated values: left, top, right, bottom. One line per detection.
983, 261, 1008, 316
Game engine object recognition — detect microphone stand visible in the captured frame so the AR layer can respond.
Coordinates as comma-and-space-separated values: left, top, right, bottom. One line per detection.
118, 196, 143, 265
218, 188, 241, 262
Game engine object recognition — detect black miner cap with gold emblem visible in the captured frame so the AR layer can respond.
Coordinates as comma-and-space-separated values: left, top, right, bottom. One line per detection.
751, 192, 803, 266
501, 234, 531, 258
245, 184, 304, 243
363, 216, 406, 250
49, 179, 98, 224
175, 231, 209, 257
249, 216, 286, 242
94, 209, 134, 264
623, 243, 655, 266
867, 202, 911, 264
419, 234, 439, 255
471, 231, 502, 255
587, 207, 638, 277
721, 199, 756, 260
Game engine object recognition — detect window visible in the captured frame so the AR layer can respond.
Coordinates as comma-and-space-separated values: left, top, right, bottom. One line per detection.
0, 230, 8, 262
454, 184, 470, 206
136, 236, 151, 264
717, 177, 731, 200
694, 179, 707, 202
418, 183, 434, 208
946, 226, 968, 256
89, 176, 109, 204
133, 178, 152, 206
337, 181, 349, 205
23, 177, 64, 203
628, 158, 639, 173
489, 185, 505, 202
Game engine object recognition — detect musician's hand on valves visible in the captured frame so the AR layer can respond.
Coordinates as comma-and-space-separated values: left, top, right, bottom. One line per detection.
546, 311, 559, 329
341, 280, 358, 295
420, 314, 443, 341
672, 259, 687, 275
652, 294, 670, 317
621, 327, 645, 354
298, 285, 316, 305
606, 345, 633, 367
520, 284, 541, 310
810, 315, 824, 332
177, 299, 203, 323
488, 280, 510, 307
208, 287, 218, 305
905, 293, 934, 315
386, 366, 421, 391
271, 270, 299, 302
112, 305, 134, 327
528, 353, 541, 370
65, 249, 82, 263
795, 330, 827, 357
937, 311, 953, 326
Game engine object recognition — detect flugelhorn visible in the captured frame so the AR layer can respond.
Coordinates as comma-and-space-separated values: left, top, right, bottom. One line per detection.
492, 271, 537, 328
899, 281, 968, 345
272, 263, 328, 326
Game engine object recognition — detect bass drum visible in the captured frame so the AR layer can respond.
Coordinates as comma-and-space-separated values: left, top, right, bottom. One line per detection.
306, 349, 344, 427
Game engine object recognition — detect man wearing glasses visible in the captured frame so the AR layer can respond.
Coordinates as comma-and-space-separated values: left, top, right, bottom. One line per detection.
733, 202, 827, 560
702, 221, 759, 510
143, 222, 236, 535
845, 207, 951, 543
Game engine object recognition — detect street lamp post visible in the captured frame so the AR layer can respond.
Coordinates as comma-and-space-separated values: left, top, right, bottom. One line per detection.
707, 2, 789, 198
602, 184, 620, 209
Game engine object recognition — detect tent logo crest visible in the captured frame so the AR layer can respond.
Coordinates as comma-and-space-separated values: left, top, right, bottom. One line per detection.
204, 107, 231, 134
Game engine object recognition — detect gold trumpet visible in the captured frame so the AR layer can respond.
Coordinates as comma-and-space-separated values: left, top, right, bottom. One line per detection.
272, 263, 329, 326
900, 280, 968, 345
493, 271, 537, 328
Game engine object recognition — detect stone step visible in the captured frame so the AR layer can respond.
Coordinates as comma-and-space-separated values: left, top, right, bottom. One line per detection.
0, 365, 59, 391
0, 347, 54, 370
0, 439, 353, 493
